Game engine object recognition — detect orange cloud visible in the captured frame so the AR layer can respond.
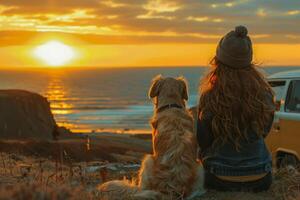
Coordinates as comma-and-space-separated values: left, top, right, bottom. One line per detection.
0, 0, 298, 44
0, 0, 299, 67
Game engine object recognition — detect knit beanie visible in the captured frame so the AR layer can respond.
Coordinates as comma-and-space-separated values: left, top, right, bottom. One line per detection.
216, 25, 253, 69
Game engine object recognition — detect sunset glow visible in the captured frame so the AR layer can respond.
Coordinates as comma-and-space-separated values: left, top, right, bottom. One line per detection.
34, 41, 75, 66
0, 1, 298, 67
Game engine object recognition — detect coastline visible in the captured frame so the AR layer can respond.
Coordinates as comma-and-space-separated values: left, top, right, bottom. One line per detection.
0, 90, 299, 199
2, 66, 300, 134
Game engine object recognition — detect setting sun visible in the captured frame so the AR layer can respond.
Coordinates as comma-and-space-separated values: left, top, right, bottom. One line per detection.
34, 41, 75, 66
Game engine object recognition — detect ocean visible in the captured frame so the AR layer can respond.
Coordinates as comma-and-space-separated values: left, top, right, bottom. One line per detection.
0, 66, 299, 134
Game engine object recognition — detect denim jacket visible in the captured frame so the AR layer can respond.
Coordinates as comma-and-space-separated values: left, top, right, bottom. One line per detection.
196, 96, 275, 176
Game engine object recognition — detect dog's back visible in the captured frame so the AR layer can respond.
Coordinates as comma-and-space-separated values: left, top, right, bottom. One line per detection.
149, 108, 198, 197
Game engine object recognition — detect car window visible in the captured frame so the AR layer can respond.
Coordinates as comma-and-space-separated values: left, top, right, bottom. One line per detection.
268, 80, 286, 101
285, 80, 300, 113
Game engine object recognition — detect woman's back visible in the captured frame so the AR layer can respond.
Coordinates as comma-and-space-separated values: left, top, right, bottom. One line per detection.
197, 26, 275, 192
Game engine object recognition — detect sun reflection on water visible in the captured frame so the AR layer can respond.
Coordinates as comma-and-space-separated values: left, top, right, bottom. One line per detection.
44, 73, 74, 116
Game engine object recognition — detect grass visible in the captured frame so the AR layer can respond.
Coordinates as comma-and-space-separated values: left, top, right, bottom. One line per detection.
0, 140, 299, 200
0, 151, 139, 200
200, 167, 300, 200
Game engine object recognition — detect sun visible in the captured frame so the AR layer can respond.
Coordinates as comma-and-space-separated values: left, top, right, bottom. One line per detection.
34, 41, 75, 67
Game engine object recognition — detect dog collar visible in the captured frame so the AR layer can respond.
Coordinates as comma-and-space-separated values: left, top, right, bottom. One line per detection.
156, 104, 183, 113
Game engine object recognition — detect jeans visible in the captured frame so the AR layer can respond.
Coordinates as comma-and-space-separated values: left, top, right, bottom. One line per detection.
204, 172, 272, 192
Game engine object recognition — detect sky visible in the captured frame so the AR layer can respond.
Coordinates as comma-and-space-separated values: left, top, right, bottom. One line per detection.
0, 0, 299, 67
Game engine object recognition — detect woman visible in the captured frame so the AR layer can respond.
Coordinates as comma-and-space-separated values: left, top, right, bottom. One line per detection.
197, 25, 275, 192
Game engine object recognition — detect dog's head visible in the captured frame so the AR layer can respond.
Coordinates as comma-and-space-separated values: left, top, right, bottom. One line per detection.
148, 75, 188, 103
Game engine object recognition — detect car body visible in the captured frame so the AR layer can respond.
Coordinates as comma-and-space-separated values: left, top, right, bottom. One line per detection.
266, 69, 300, 167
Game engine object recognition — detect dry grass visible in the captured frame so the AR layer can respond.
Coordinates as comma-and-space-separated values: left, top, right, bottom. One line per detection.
198, 169, 300, 200
0, 138, 298, 200
0, 151, 139, 200
0, 151, 299, 200
0, 184, 92, 200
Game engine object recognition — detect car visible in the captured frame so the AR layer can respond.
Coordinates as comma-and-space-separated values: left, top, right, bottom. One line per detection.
266, 69, 300, 168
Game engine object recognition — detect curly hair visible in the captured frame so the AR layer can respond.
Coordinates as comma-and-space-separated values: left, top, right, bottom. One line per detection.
199, 57, 275, 149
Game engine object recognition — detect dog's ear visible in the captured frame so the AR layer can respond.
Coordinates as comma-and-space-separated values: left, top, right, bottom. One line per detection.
177, 76, 188, 100
149, 75, 163, 98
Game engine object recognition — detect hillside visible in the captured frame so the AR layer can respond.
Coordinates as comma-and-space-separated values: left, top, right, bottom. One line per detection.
0, 90, 56, 140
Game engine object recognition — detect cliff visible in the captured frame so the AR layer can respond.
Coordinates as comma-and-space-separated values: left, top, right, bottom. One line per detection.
0, 90, 56, 140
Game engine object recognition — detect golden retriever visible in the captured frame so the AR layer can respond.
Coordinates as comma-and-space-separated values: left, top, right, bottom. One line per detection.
98, 75, 205, 200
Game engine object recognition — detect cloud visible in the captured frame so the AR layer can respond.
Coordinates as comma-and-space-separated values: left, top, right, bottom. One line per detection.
101, 0, 127, 8
257, 8, 267, 17
143, 0, 182, 13
136, 13, 175, 20
46, 10, 96, 23
210, 0, 249, 9
186, 16, 224, 23
0, 0, 299, 44
286, 10, 300, 16
0, 29, 298, 48
136, 0, 181, 20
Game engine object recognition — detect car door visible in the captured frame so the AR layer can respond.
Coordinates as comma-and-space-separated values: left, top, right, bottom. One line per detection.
266, 80, 287, 157
276, 79, 300, 159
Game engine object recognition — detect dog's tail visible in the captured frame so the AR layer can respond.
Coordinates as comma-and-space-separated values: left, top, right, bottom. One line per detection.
98, 180, 161, 200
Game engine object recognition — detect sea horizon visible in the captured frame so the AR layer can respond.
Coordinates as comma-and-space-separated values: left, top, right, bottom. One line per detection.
1, 66, 300, 134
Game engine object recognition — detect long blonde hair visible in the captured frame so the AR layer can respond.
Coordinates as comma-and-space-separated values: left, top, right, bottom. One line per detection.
199, 57, 275, 149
